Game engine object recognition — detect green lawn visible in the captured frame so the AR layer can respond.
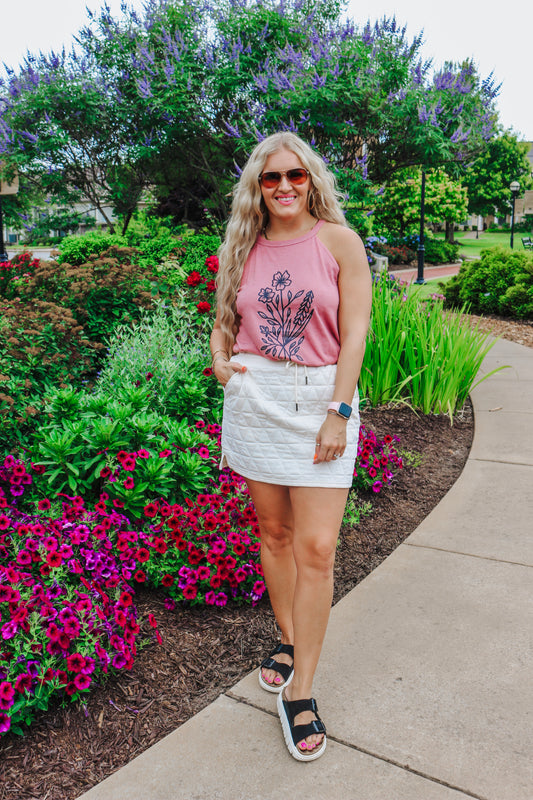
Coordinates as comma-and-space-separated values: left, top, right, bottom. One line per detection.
405, 275, 454, 301
445, 230, 520, 260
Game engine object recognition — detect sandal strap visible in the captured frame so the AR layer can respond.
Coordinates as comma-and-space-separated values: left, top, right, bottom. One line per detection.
272, 643, 294, 658
260, 657, 293, 681
291, 719, 327, 744
284, 696, 318, 719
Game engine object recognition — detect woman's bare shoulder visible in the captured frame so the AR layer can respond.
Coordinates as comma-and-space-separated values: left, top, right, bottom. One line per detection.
317, 222, 367, 264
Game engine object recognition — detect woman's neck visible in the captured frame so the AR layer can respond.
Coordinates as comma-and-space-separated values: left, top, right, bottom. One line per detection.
263, 214, 318, 241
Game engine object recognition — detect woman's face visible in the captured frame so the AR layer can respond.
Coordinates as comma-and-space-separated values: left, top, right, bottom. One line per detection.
259, 148, 311, 226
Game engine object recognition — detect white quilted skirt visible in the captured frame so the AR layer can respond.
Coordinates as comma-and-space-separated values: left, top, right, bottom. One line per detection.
220, 352, 360, 488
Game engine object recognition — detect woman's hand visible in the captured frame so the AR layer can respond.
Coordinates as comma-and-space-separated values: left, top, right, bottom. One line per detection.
213, 359, 247, 387
314, 413, 347, 463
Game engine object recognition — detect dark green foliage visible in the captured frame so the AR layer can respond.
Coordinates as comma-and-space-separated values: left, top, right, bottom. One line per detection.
441, 247, 533, 318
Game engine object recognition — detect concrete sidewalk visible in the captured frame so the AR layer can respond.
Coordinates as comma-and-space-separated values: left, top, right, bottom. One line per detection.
78, 338, 533, 800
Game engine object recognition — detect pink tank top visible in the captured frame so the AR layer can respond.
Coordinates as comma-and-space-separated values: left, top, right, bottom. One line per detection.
234, 220, 340, 367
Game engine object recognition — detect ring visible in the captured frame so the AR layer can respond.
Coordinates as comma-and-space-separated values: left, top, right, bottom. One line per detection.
333, 454, 339, 460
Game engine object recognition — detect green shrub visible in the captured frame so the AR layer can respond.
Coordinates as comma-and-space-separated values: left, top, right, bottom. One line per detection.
442, 247, 533, 318
25, 385, 217, 517
15, 247, 157, 342
402, 234, 460, 264
0, 296, 104, 446
57, 232, 126, 265
96, 299, 221, 424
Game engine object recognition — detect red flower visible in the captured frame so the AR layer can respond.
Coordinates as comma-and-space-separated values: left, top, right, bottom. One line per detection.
196, 301, 211, 314
205, 280, 216, 293
183, 584, 197, 600
15, 674, 32, 694
119, 591, 133, 607
66, 653, 86, 673
121, 456, 136, 471
136, 547, 150, 562
134, 570, 146, 582
186, 270, 203, 286
74, 673, 91, 691
205, 255, 219, 273
203, 367, 213, 377
46, 551, 62, 568
37, 499, 51, 511
144, 502, 158, 518
161, 574, 174, 587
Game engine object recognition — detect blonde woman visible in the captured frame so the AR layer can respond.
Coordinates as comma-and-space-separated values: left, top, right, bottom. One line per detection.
210, 132, 371, 761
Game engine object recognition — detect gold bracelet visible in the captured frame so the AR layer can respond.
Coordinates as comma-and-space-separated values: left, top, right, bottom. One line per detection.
212, 355, 229, 369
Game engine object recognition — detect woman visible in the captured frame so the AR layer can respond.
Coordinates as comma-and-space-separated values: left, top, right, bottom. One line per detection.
210, 132, 371, 761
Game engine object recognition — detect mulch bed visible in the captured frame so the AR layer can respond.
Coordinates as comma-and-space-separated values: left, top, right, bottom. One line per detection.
1, 317, 529, 800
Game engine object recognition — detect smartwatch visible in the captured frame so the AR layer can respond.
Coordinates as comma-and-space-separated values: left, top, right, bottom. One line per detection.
327, 401, 352, 420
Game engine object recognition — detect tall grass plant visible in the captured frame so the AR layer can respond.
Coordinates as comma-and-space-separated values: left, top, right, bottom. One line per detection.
360, 275, 503, 419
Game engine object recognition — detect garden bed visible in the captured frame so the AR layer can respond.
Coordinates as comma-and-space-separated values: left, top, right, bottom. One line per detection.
1, 403, 474, 800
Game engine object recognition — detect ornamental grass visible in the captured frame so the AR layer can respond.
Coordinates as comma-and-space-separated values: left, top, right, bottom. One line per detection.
359, 274, 501, 419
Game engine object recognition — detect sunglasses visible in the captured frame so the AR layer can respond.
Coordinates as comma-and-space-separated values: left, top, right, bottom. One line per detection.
258, 168, 310, 188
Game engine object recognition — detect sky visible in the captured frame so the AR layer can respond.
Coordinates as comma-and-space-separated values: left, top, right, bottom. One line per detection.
1, 0, 531, 140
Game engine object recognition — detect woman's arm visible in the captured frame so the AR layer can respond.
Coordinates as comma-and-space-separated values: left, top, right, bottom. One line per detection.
210, 307, 247, 387
314, 225, 372, 463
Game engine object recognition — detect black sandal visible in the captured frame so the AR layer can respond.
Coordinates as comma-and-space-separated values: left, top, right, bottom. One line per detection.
258, 643, 294, 693
277, 692, 327, 761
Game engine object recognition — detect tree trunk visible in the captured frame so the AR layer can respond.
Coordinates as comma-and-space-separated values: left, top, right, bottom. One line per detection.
121, 208, 134, 236
445, 221, 455, 243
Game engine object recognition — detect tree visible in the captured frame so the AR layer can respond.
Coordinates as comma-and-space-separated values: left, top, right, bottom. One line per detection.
462, 131, 533, 219
373, 167, 468, 237
0, 1, 500, 233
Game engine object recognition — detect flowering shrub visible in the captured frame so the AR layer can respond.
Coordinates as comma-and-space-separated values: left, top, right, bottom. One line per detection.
369, 240, 417, 265
25, 404, 219, 519
0, 440, 266, 736
353, 425, 403, 493
0, 500, 158, 736
0, 252, 39, 299
0, 408, 404, 738
181, 253, 219, 317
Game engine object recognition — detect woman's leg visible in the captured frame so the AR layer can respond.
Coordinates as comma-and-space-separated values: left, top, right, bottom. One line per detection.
285, 485, 349, 751
245, 478, 296, 686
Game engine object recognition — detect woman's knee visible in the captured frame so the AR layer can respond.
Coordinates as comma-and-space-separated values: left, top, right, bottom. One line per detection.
294, 535, 337, 576
260, 519, 293, 553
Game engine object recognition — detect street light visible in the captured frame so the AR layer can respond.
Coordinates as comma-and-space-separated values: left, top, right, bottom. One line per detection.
0, 197, 8, 262
0, 165, 19, 261
414, 168, 426, 284
509, 180, 520, 249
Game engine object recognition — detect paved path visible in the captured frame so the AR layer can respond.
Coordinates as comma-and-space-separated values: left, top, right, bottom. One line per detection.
78, 338, 533, 800
390, 262, 462, 283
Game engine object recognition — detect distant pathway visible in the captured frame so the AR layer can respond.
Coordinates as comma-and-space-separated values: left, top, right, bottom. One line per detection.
389, 262, 462, 283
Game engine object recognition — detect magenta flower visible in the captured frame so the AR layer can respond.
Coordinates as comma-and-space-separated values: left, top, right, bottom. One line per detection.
0, 681, 15, 710
0, 713, 10, 734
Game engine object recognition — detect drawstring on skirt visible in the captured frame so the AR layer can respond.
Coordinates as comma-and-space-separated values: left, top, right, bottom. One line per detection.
285, 360, 309, 411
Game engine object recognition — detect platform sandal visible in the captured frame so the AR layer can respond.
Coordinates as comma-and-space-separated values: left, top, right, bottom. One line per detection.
258, 643, 294, 693
277, 692, 327, 761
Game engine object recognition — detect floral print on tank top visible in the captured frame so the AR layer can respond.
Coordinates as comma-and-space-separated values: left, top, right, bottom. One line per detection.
257, 270, 314, 361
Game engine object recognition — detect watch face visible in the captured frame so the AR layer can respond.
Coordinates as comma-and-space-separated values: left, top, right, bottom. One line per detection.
338, 402, 352, 419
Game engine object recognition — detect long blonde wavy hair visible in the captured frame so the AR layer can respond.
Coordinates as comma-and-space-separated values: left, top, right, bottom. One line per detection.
216, 131, 348, 351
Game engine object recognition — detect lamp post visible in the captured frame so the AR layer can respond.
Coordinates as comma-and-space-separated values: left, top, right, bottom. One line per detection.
0, 165, 19, 261
414, 168, 426, 284
509, 180, 520, 249
0, 196, 8, 262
